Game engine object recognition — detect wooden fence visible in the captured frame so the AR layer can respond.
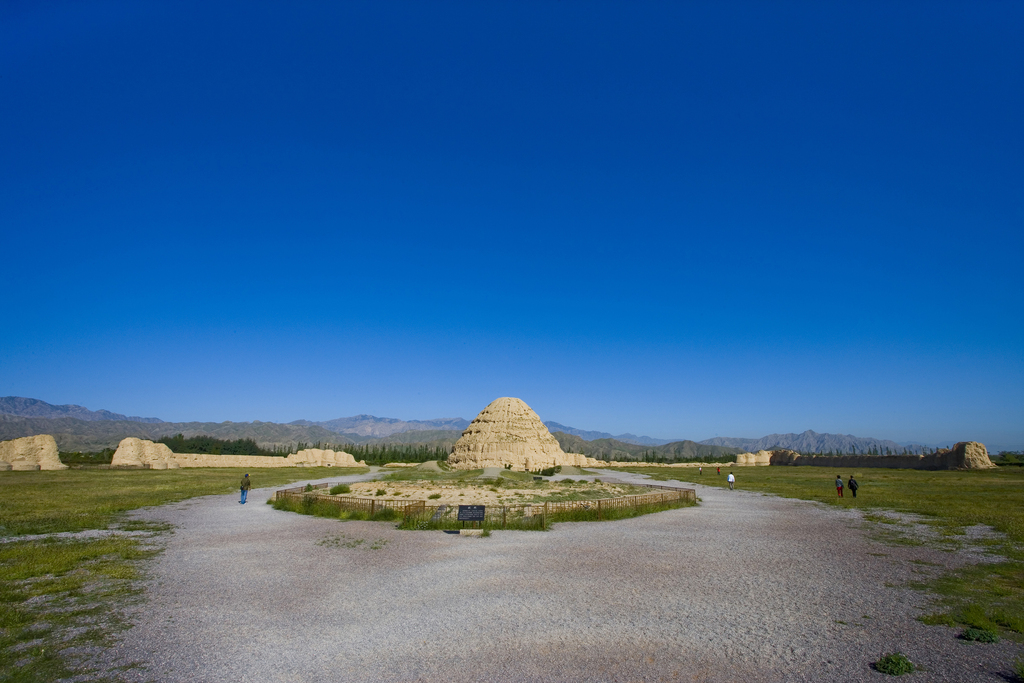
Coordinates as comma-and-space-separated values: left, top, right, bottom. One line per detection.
273, 482, 695, 528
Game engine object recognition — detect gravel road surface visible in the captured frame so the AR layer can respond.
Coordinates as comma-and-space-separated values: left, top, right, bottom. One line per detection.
101, 469, 1023, 682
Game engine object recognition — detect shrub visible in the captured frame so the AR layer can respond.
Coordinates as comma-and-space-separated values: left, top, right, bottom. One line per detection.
304, 484, 314, 492
329, 484, 351, 495
375, 489, 386, 496
960, 627, 999, 643
875, 653, 915, 676
370, 508, 399, 522
1013, 655, 1024, 682
428, 493, 441, 499
481, 528, 491, 537
539, 467, 557, 477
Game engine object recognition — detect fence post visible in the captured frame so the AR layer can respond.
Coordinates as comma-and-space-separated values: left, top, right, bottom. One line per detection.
371, 499, 375, 516
502, 506, 507, 528
597, 499, 602, 520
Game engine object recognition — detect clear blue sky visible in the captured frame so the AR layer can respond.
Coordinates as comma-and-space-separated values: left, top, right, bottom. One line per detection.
2, 1, 1022, 448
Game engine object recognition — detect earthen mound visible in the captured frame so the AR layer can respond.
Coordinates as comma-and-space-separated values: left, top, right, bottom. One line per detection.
0, 434, 67, 470
112, 437, 180, 468
447, 397, 599, 470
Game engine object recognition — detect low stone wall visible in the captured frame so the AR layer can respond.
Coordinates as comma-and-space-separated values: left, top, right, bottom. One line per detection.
769, 442, 995, 471
0, 434, 68, 471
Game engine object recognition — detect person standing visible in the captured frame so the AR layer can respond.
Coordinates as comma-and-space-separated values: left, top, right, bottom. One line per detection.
717, 466, 721, 475
835, 475, 844, 498
847, 475, 859, 498
240, 473, 251, 504
699, 466, 703, 475
727, 471, 735, 490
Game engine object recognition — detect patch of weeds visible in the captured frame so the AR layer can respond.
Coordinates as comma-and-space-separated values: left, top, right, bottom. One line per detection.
874, 652, 915, 675
304, 484, 314, 492
369, 539, 388, 550
428, 493, 441, 500
960, 627, 999, 643
369, 508, 399, 522
835, 620, 847, 625
917, 561, 1024, 637
329, 484, 351, 495
910, 559, 942, 567
481, 529, 491, 538
375, 489, 386, 496
0, 537, 159, 681
1012, 655, 1024, 682
919, 613, 957, 627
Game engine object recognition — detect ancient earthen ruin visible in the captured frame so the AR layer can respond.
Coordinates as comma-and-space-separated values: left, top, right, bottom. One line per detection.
737, 442, 996, 470
0, 434, 67, 471
447, 397, 601, 470
109, 437, 366, 468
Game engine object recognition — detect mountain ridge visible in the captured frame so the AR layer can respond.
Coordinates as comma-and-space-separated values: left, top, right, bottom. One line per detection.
0, 396, 163, 423
699, 430, 930, 455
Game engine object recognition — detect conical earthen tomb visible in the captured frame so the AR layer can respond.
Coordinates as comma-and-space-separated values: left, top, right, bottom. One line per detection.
447, 397, 597, 470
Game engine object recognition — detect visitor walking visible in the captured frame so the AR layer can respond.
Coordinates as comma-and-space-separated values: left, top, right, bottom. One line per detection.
727, 471, 735, 490
240, 473, 251, 504
848, 475, 859, 498
835, 475, 844, 498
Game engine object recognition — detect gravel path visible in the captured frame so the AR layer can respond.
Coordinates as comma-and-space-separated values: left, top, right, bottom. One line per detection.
100, 470, 1023, 682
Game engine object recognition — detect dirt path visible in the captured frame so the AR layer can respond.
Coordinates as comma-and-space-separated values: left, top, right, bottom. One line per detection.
101, 470, 1022, 682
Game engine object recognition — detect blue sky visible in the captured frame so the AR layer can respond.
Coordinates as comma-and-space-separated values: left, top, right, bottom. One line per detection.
2, 1, 1022, 448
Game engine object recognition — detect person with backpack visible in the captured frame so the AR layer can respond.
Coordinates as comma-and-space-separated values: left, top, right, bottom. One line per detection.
847, 475, 859, 498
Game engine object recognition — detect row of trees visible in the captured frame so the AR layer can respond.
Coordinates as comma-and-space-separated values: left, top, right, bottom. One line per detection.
157, 434, 288, 456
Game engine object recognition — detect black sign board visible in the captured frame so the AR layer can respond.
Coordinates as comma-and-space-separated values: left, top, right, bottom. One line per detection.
457, 505, 485, 521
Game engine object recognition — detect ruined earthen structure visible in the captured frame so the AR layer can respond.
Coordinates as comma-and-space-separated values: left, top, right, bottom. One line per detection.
447, 397, 601, 470
110, 438, 366, 469
735, 450, 774, 466
0, 434, 68, 471
765, 442, 995, 470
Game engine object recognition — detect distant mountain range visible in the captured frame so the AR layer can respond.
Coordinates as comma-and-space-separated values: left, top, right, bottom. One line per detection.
698, 430, 929, 455
543, 422, 676, 446
290, 415, 469, 438
0, 397, 163, 423
0, 396, 941, 455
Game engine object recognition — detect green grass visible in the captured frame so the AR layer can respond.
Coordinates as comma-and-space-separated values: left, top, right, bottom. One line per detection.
614, 465, 1024, 638
0, 467, 368, 537
0, 467, 360, 681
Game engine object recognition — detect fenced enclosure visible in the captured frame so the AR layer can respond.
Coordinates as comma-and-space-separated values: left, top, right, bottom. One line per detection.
273, 484, 696, 530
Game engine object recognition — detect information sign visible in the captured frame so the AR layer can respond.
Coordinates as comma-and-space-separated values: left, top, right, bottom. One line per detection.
457, 505, 485, 521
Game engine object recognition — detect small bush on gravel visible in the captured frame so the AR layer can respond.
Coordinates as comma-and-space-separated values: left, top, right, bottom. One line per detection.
960, 627, 999, 643
874, 653, 915, 676
329, 484, 351, 494
428, 493, 441, 499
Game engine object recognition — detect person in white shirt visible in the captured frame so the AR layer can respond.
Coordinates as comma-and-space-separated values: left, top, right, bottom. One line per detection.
727, 471, 735, 490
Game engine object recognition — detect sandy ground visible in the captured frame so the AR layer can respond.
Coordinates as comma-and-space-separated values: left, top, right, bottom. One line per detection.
96, 469, 1023, 682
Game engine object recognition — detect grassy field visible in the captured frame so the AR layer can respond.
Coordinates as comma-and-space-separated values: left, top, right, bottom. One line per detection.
613, 465, 1024, 638
0, 467, 365, 682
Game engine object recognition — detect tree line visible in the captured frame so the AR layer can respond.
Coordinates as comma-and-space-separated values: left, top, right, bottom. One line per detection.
157, 434, 288, 456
